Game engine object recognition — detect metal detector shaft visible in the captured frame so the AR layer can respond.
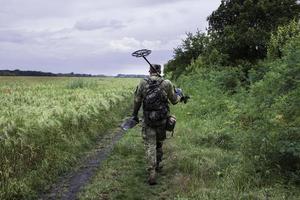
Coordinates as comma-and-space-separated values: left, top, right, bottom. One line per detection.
142, 56, 161, 77
132, 49, 161, 77
142, 56, 152, 67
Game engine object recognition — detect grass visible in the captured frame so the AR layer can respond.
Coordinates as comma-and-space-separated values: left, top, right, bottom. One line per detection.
80, 77, 300, 200
2, 76, 299, 199
0, 77, 138, 199
79, 127, 176, 200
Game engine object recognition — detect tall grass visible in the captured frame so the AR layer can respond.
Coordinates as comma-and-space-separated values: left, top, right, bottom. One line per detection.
0, 77, 138, 199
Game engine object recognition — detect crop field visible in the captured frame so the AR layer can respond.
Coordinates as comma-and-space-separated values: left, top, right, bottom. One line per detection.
0, 77, 138, 199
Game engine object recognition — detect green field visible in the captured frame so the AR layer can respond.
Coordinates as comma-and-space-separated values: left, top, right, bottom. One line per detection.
1, 67, 300, 200
0, 77, 138, 199
1, 73, 299, 200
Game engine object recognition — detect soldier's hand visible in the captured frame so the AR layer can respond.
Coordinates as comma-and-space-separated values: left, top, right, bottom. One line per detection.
180, 95, 190, 104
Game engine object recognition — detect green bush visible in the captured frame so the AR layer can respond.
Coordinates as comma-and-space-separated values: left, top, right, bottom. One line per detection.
240, 33, 300, 183
212, 67, 244, 93
174, 26, 300, 188
268, 20, 300, 59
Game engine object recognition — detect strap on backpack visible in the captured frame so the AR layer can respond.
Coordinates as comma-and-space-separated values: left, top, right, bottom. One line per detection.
144, 77, 164, 87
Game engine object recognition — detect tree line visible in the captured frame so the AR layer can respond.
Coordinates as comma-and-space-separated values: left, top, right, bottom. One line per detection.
164, 0, 300, 80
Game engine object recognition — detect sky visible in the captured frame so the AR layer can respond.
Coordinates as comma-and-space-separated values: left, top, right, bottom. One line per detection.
0, 0, 221, 75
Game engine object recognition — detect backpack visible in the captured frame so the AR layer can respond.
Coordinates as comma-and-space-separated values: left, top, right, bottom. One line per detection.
143, 78, 169, 127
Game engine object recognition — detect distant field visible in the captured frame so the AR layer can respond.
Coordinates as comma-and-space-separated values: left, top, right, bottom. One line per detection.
0, 76, 138, 199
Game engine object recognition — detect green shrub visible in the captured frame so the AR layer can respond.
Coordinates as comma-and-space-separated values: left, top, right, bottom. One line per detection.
240, 33, 300, 183
268, 20, 300, 59
212, 67, 244, 93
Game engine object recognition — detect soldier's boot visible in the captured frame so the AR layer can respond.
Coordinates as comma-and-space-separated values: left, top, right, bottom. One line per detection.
148, 170, 157, 185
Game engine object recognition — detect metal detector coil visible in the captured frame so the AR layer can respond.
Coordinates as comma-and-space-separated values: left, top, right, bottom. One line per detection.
132, 49, 152, 57
131, 49, 161, 77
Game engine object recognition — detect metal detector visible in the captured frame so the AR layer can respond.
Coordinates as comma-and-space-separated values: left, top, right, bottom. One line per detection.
132, 49, 161, 77
120, 117, 139, 131
132, 49, 190, 104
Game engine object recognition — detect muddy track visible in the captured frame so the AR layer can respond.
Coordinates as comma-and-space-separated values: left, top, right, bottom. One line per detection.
40, 127, 125, 200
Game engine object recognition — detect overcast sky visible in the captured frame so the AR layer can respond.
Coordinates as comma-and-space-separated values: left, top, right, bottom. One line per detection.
0, 0, 221, 75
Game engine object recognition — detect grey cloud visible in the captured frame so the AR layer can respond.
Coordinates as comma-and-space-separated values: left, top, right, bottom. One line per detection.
0, 0, 222, 74
74, 19, 126, 31
0, 29, 72, 44
133, 0, 194, 7
0, 30, 27, 43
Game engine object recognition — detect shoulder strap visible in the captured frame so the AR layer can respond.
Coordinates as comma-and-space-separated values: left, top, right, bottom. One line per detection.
144, 77, 164, 88
157, 78, 164, 86
144, 77, 153, 85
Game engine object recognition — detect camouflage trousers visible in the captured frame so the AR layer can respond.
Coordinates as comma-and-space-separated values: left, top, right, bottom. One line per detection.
142, 124, 166, 172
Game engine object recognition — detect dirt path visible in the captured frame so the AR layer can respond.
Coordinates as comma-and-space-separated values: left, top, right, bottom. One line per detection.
40, 127, 125, 200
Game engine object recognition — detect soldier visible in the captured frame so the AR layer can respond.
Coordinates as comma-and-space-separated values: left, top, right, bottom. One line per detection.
131, 64, 184, 185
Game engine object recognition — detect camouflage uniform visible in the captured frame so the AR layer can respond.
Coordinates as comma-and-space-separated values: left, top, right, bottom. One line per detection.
133, 74, 179, 174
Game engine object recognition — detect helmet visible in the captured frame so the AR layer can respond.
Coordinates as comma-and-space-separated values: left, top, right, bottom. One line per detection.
150, 64, 161, 74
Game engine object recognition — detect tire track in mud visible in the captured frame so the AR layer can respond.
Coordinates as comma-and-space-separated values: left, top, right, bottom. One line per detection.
40, 128, 125, 200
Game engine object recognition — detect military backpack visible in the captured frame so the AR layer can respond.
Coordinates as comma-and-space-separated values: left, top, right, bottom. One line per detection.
143, 78, 169, 127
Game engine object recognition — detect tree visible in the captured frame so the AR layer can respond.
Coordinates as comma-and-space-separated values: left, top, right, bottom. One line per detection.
207, 0, 300, 64
164, 31, 208, 79
268, 20, 300, 59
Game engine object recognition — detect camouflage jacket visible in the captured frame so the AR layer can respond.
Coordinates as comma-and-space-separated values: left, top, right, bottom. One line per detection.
132, 75, 180, 117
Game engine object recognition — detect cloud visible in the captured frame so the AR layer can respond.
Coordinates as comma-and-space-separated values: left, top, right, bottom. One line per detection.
109, 37, 166, 51
108, 37, 182, 53
0, 0, 222, 74
109, 37, 141, 51
0, 28, 74, 45
74, 19, 126, 31
0, 30, 27, 43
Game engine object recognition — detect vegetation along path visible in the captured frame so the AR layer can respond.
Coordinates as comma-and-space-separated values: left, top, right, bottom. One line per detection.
40, 127, 125, 200
0, 77, 138, 199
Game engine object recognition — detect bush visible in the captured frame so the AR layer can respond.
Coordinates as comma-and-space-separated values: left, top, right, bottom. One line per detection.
212, 67, 244, 93
268, 20, 300, 59
183, 57, 245, 92
164, 31, 208, 79
240, 33, 300, 183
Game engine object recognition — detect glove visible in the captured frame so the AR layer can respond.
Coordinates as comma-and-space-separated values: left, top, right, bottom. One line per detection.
180, 95, 190, 104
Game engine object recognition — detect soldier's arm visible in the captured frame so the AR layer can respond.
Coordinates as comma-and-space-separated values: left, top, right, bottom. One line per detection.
132, 79, 144, 118
165, 80, 180, 105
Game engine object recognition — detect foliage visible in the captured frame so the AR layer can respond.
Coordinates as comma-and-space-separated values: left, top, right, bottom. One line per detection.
182, 25, 300, 184
164, 31, 208, 79
268, 19, 300, 59
241, 33, 300, 182
79, 65, 300, 199
164, 0, 300, 80
0, 77, 138, 199
207, 0, 300, 63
